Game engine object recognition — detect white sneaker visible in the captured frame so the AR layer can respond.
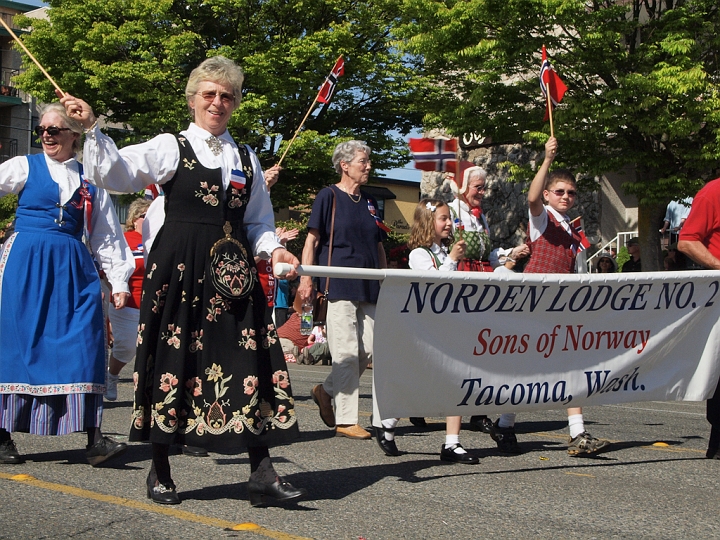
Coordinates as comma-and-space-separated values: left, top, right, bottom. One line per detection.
105, 372, 119, 401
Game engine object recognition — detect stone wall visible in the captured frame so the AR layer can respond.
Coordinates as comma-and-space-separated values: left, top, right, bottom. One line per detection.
420, 143, 601, 251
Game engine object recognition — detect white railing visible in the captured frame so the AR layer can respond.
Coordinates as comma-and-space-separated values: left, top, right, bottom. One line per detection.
586, 231, 637, 273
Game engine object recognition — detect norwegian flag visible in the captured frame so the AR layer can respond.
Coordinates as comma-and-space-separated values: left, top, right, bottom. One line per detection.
540, 45, 568, 121
570, 216, 591, 252
144, 184, 164, 200
317, 55, 345, 104
408, 138, 458, 172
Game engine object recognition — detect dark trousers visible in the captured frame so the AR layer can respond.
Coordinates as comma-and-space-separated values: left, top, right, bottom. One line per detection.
708, 378, 720, 451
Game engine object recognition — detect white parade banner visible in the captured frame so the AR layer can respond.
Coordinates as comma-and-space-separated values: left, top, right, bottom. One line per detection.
368, 269, 720, 419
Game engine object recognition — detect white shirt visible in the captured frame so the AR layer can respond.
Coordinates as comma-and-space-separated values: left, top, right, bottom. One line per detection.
408, 243, 458, 272
528, 204, 571, 242
83, 122, 282, 260
0, 153, 134, 293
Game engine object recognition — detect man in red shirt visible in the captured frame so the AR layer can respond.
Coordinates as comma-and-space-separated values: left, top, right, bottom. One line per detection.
678, 178, 720, 460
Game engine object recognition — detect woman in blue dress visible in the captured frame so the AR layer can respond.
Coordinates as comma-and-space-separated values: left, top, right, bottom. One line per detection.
60, 56, 306, 507
0, 102, 134, 466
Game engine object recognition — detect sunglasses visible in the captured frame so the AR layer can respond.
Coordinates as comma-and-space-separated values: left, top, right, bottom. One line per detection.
138, 213, 146, 219
34, 125, 71, 137
196, 90, 236, 104
548, 188, 577, 197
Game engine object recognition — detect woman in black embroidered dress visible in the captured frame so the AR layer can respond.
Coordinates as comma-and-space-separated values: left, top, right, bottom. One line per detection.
59, 56, 306, 507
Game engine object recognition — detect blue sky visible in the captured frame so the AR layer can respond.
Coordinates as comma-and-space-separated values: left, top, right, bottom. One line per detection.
17, 0, 46, 7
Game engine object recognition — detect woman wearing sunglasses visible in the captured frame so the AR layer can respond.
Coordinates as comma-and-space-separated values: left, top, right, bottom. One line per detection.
0, 103, 134, 467
60, 56, 305, 507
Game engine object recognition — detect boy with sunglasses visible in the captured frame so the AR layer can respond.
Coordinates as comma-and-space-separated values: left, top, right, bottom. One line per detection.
491, 136, 611, 456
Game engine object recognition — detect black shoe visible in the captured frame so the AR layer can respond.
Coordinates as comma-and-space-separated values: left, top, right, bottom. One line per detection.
490, 420, 521, 454
182, 445, 209, 457
85, 436, 127, 467
0, 439, 24, 464
247, 477, 308, 507
373, 426, 400, 457
706, 448, 720, 460
440, 443, 479, 464
146, 470, 180, 505
469, 415, 494, 434
409, 417, 427, 428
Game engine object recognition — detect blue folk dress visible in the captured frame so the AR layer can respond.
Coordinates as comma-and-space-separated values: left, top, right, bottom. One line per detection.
0, 153, 105, 435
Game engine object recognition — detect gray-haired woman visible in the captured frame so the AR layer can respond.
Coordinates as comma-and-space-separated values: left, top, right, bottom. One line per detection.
299, 140, 388, 441
60, 56, 305, 507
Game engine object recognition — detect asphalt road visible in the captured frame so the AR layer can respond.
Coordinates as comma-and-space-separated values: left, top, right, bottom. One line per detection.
1, 363, 718, 540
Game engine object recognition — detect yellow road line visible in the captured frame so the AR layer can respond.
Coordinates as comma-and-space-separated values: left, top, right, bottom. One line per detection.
565, 472, 596, 478
0, 472, 311, 540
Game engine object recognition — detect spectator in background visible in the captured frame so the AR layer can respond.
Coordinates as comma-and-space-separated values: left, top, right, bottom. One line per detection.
594, 251, 617, 273
660, 198, 692, 245
274, 277, 291, 327
105, 198, 151, 401
622, 237, 642, 272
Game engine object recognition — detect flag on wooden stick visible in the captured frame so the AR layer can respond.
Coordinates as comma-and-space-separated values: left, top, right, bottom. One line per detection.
540, 45, 567, 122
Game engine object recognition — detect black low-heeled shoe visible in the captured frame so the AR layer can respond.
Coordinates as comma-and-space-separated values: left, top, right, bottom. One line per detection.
247, 477, 308, 507
146, 471, 180, 505
373, 426, 400, 456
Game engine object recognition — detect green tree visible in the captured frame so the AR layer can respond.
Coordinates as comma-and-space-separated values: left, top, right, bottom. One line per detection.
15, 0, 422, 209
396, 0, 720, 270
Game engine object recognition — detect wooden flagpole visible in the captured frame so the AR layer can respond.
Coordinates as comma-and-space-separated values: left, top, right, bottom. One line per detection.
0, 16, 65, 96
277, 94, 319, 167
454, 137, 463, 240
546, 87, 555, 138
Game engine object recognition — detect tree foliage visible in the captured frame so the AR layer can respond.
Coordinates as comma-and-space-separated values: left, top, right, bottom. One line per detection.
15, 0, 423, 208
395, 0, 720, 268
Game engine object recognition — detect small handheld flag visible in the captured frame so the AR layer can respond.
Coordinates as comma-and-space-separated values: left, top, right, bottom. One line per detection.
570, 216, 591, 252
317, 56, 345, 104
278, 54, 345, 166
540, 45, 567, 132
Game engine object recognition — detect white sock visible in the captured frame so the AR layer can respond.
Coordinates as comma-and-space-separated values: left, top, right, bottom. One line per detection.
381, 418, 399, 441
445, 436, 467, 453
568, 414, 585, 438
498, 413, 515, 429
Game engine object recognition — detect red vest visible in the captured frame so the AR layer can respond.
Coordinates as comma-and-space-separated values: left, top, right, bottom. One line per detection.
525, 211, 581, 274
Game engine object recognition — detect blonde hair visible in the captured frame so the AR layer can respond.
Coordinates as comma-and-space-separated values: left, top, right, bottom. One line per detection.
408, 198, 453, 250
185, 56, 244, 113
125, 198, 151, 230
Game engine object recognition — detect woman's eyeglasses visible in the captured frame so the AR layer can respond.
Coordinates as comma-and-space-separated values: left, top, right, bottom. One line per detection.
548, 188, 577, 197
138, 213, 146, 219
34, 126, 71, 137
196, 90, 236, 104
